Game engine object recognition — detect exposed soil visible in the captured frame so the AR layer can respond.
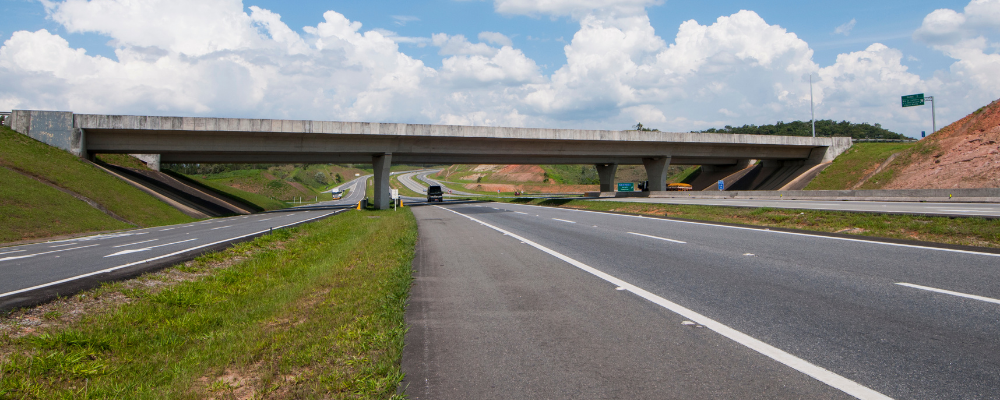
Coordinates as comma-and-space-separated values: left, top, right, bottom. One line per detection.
885, 99, 1000, 189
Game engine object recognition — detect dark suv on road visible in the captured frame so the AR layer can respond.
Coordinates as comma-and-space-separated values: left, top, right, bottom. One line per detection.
427, 185, 444, 202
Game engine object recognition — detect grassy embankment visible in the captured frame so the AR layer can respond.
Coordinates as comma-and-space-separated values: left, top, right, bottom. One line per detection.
497, 198, 1000, 249
0, 126, 196, 244
1, 209, 416, 398
805, 143, 918, 190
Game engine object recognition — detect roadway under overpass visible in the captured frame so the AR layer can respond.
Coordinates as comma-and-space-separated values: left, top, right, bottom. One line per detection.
8, 110, 852, 209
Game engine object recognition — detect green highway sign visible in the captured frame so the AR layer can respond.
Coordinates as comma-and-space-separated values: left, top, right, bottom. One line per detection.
902, 93, 925, 107
617, 182, 634, 192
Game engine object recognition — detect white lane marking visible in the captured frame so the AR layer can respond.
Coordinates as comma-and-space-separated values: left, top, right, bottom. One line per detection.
259, 218, 272, 222
113, 239, 159, 248
159, 228, 175, 231
513, 211, 528, 215
0, 244, 101, 262
210, 225, 233, 231
104, 239, 199, 257
552, 218, 577, 224
507, 203, 1000, 258
0, 211, 340, 300
48, 243, 77, 248
896, 283, 1000, 305
437, 206, 891, 400
0, 250, 26, 256
628, 232, 686, 244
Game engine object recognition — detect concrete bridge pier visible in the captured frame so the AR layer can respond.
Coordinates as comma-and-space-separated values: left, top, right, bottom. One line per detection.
372, 153, 392, 210
595, 163, 618, 192
642, 156, 672, 191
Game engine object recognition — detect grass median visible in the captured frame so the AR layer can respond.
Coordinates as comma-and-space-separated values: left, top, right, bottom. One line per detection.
496, 198, 1000, 249
0, 208, 416, 399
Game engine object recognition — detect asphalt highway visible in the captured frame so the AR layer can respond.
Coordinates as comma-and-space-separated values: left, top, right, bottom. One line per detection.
600, 197, 1000, 218
402, 202, 1000, 399
0, 176, 370, 310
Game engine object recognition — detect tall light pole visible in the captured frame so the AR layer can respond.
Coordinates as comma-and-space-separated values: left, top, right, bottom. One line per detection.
810, 74, 816, 137
927, 96, 936, 133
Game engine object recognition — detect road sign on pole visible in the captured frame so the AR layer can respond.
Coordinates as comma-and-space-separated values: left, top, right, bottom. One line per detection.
718, 180, 725, 191
902, 94, 925, 107
617, 182, 634, 192
902, 93, 936, 133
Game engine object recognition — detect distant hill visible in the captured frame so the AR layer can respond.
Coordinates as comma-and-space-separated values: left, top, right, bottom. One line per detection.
694, 120, 912, 140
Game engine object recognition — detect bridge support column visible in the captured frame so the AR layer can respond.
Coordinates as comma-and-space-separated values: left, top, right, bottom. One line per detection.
372, 153, 392, 210
595, 163, 618, 192
642, 156, 672, 191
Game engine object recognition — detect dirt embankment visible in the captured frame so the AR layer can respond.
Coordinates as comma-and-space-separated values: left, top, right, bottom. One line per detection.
885, 99, 1000, 189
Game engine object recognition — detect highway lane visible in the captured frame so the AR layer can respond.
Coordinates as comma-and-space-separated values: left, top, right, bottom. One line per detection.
403, 202, 1000, 399
596, 197, 1000, 218
0, 180, 367, 309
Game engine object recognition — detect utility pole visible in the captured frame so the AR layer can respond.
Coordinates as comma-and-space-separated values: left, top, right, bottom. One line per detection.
927, 96, 936, 133
810, 74, 816, 137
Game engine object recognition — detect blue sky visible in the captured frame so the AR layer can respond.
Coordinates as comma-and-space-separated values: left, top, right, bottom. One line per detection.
1, 0, 996, 135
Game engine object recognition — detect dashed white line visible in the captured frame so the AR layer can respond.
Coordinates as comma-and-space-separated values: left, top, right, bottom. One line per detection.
628, 232, 686, 244
438, 206, 891, 400
897, 283, 1000, 305
0, 244, 101, 262
552, 218, 577, 224
48, 243, 77, 248
0, 250, 26, 256
159, 228, 176, 231
113, 239, 159, 248
210, 225, 233, 230
105, 238, 199, 257
513, 211, 528, 215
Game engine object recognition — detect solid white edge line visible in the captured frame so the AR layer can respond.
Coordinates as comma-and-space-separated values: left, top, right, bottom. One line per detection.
436, 205, 891, 400
0, 210, 340, 299
896, 283, 1000, 305
628, 232, 687, 244
505, 203, 1000, 258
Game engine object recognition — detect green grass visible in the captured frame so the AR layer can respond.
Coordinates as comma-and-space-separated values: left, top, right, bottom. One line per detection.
805, 143, 916, 190
0, 209, 417, 398
0, 167, 132, 243
168, 171, 288, 211
0, 126, 196, 231
494, 198, 1000, 249
667, 166, 701, 184
390, 175, 424, 198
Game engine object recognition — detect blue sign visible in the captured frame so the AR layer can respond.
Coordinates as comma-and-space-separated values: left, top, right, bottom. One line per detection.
922, 131, 926, 138
718, 180, 725, 191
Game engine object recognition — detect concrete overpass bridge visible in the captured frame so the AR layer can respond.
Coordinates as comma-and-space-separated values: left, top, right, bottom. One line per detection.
8, 110, 852, 209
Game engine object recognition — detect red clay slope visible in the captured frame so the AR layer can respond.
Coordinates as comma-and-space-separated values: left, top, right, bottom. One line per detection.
884, 99, 1000, 189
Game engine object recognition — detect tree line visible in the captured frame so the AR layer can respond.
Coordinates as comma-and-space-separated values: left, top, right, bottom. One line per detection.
691, 120, 913, 139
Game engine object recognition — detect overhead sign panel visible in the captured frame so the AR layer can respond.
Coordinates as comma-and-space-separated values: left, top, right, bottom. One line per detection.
617, 182, 634, 192
902, 94, 925, 107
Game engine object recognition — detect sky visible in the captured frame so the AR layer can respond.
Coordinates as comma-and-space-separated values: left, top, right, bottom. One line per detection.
1, 0, 997, 137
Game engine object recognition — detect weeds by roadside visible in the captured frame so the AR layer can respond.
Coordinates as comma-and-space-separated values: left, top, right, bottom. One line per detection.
0, 209, 416, 399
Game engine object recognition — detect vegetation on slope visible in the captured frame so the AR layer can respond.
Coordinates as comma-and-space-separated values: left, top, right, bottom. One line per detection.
0, 126, 196, 243
804, 143, 917, 190
0, 167, 131, 243
1, 209, 416, 398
